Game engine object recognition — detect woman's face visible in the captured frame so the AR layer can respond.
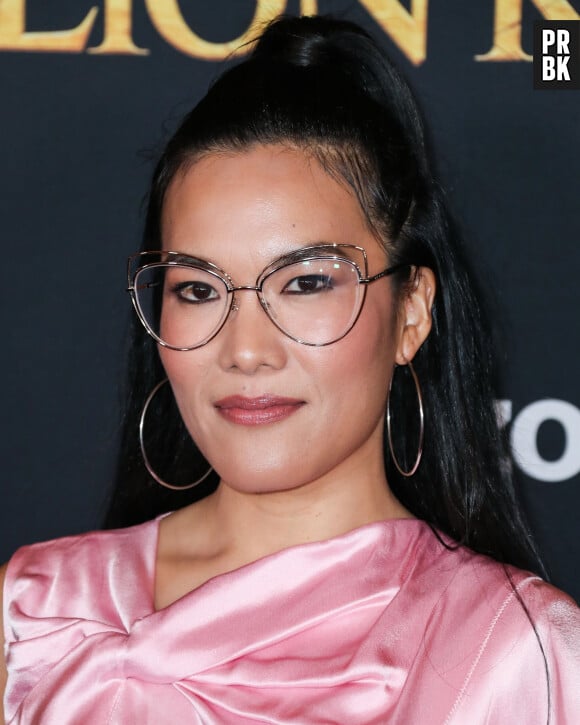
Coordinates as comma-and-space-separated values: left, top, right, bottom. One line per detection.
159, 145, 427, 494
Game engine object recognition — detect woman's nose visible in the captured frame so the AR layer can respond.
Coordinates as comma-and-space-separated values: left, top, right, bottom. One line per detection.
216, 291, 287, 374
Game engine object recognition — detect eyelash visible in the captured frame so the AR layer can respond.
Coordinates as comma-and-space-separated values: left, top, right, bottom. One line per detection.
172, 281, 220, 303
282, 274, 334, 294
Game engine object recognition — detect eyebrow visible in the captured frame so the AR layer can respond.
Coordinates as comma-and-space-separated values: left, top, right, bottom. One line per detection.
164, 251, 208, 265
276, 243, 360, 265
162, 243, 362, 274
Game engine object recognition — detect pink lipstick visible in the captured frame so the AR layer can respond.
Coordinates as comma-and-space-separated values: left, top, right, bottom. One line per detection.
214, 395, 304, 426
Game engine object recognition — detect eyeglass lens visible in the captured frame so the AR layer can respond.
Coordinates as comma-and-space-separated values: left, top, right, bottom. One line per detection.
133, 257, 365, 348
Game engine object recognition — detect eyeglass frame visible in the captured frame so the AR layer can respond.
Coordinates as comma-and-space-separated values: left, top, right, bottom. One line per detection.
127, 243, 407, 350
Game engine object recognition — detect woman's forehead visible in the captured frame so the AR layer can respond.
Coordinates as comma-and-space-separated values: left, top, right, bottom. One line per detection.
160, 145, 387, 270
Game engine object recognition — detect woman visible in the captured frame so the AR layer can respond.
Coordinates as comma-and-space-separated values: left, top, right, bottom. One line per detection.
2, 15, 579, 724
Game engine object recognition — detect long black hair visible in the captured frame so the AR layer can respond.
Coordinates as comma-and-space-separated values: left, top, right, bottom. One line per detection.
104, 15, 543, 576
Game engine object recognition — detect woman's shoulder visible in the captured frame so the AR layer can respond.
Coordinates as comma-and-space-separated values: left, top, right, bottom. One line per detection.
455, 571, 580, 720
6, 517, 159, 576
413, 524, 580, 670
402, 528, 580, 721
427, 529, 579, 635
6, 519, 159, 596
3, 518, 161, 643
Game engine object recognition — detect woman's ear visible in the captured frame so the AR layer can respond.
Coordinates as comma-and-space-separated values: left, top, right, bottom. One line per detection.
395, 267, 436, 364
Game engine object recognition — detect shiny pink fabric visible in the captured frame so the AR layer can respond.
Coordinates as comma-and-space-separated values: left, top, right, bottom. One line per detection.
4, 518, 580, 723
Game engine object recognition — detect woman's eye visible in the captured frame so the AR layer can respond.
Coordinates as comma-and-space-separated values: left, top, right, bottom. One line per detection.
282, 274, 333, 294
172, 281, 219, 303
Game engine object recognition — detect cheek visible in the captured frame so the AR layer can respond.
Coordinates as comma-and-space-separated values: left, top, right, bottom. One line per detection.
307, 298, 397, 414
350, 292, 398, 365
158, 348, 209, 432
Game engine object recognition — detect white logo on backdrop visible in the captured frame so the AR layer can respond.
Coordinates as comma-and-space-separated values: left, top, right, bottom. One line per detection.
498, 399, 580, 482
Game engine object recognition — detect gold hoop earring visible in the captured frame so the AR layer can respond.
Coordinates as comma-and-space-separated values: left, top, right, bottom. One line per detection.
139, 378, 213, 491
386, 360, 424, 477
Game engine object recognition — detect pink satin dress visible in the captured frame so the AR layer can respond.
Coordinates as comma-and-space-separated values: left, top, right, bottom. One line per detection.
3, 518, 580, 723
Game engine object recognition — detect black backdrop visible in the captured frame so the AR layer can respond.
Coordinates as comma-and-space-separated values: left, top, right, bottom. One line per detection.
1, 1, 579, 602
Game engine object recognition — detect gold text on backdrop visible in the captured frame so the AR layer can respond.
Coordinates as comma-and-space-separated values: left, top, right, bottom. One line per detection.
358, 0, 427, 65
476, 0, 579, 61
0, 0, 577, 64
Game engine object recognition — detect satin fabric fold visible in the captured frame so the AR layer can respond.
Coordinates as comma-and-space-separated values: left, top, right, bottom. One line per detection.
4, 518, 580, 723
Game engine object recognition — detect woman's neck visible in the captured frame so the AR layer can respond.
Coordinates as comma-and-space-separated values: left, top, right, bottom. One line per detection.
154, 438, 412, 609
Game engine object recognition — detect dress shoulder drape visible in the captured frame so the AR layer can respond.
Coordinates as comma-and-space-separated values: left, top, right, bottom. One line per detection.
4, 518, 580, 723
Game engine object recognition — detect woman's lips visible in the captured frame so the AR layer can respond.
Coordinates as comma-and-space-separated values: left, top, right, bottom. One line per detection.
214, 395, 305, 426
